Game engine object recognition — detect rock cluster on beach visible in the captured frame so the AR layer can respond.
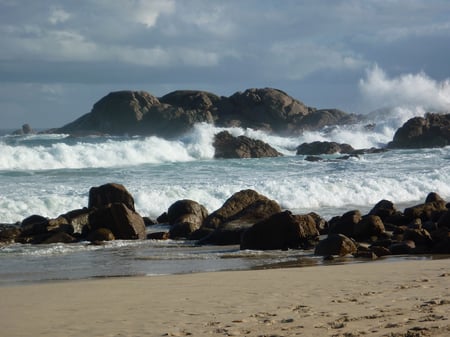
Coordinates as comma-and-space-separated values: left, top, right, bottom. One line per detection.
1, 183, 449, 260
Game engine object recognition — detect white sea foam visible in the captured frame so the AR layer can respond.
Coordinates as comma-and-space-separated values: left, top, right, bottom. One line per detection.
360, 65, 450, 112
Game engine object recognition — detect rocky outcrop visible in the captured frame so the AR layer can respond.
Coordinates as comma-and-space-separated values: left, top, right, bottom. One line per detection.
296, 141, 354, 155
240, 211, 319, 250
388, 113, 450, 149
213, 131, 282, 159
12, 124, 34, 135
50, 88, 357, 137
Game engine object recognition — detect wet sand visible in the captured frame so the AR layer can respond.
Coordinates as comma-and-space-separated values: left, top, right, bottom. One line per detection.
1, 258, 449, 337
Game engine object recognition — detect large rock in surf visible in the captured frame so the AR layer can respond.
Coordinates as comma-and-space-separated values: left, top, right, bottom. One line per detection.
403, 192, 447, 222
88, 183, 136, 212
166, 199, 209, 239
202, 189, 282, 230
88, 202, 146, 240
50, 88, 356, 137
213, 131, 282, 159
240, 211, 319, 250
296, 141, 354, 155
388, 113, 450, 149
194, 190, 282, 245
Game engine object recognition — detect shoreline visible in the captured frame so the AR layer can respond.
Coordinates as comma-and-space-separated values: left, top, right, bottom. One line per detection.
1, 258, 449, 337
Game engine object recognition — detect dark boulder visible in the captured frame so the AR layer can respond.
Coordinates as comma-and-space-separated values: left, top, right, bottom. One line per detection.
328, 210, 362, 238
296, 141, 354, 155
314, 234, 357, 256
404, 193, 447, 222
388, 113, 450, 149
369, 199, 397, 221
167, 199, 208, 225
389, 240, 416, 254
41, 232, 76, 244
196, 223, 246, 245
213, 131, 282, 159
166, 199, 208, 239
0, 225, 21, 244
202, 189, 282, 230
437, 210, 450, 228
354, 215, 385, 241
240, 211, 319, 250
147, 231, 170, 240
88, 203, 146, 240
88, 183, 135, 212
87, 228, 115, 242
61, 208, 93, 236
403, 228, 433, 247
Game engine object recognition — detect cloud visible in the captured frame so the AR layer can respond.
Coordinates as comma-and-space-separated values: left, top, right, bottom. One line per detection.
269, 41, 368, 80
48, 6, 70, 25
359, 65, 450, 111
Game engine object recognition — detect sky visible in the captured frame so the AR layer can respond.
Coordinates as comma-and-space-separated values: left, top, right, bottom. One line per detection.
1, 0, 450, 129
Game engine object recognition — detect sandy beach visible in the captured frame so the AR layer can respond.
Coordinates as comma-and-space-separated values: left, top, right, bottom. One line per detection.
1, 258, 449, 337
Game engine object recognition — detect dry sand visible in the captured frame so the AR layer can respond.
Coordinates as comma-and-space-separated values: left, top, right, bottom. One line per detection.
1, 258, 449, 337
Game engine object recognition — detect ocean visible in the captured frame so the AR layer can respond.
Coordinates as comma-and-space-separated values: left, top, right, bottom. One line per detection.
1, 107, 449, 285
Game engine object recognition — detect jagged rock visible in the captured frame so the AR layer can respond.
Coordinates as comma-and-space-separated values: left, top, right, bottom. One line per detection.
240, 211, 319, 250
213, 131, 282, 158
296, 141, 354, 155
88, 203, 146, 240
388, 113, 450, 148
61, 208, 93, 236
88, 183, 136, 212
314, 234, 357, 256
